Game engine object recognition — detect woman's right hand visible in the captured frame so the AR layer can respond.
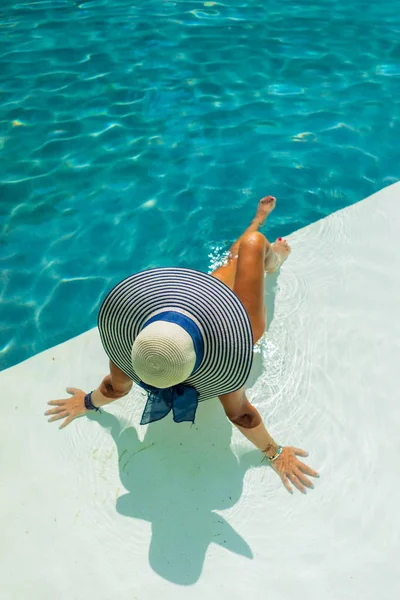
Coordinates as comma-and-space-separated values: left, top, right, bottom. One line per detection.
271, 446, 319, 494
45, 387, 87, 429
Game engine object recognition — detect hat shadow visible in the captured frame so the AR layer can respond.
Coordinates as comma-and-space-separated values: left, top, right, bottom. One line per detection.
94, 402, 264, 586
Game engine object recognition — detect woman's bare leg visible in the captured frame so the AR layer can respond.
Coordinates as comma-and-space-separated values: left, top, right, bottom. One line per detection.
212, 196, 277, 290
211, 196, 290, 343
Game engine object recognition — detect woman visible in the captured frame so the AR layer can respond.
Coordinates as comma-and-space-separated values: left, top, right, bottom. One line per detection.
45, 196, 319, 494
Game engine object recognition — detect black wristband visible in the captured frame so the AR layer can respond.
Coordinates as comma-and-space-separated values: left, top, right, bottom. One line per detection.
84, 391, 101, 412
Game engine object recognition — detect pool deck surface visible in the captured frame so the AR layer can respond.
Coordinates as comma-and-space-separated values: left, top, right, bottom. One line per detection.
1, 182, 400, 599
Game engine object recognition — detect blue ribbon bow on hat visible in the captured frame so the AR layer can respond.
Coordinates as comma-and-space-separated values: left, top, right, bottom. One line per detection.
138, 311, 204, 425
139, 381, 200, 425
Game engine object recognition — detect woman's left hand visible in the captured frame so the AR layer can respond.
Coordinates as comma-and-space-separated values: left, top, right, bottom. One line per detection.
271, 446, 319, 494
45, 387, 87, 429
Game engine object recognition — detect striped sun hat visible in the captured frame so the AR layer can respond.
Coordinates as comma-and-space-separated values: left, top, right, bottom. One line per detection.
98, 267, 254, 425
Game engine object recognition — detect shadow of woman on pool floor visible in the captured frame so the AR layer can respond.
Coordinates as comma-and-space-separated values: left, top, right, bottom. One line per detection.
92, 271, 279, 585
94, 401, 264, 586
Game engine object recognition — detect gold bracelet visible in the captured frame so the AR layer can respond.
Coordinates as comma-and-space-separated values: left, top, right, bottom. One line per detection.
263, 443, 274, 454
269, 446, 283, 462
262, 443, 279, 462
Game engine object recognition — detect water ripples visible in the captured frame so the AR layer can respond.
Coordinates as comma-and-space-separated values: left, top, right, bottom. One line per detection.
1, 0, 399, 369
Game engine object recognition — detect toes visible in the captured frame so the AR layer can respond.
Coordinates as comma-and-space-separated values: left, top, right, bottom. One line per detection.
274, 238, 291, 254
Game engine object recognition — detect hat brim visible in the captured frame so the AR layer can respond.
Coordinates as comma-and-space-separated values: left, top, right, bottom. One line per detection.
98, 267, 254, 400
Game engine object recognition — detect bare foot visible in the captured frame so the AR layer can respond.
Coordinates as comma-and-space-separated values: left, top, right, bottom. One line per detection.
253, 196, 276, 227
265, 238, 291, 272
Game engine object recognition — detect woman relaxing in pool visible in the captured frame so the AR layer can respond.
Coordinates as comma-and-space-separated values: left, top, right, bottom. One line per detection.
45, 196, 319, 494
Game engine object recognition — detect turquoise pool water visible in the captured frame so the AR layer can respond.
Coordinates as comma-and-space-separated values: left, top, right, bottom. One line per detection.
1, 0, 399, 370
